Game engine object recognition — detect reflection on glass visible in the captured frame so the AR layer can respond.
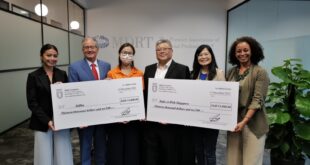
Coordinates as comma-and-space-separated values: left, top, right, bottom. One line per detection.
12, 5, 30, 17
34, 3, 48, 16
6, 0, 84, 34
42, 0, 68, 30
0, 1, 9, 10
69, 0, 84, 35
6, 0, 40, 15
70, 21, 80, 30
50, 19, 63, 28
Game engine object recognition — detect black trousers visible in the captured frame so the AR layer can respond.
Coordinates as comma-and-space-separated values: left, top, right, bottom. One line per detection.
177, 126, 195, 165
194, 127, 219, 165
107, 121, 141, 165
142, 122, 195, 165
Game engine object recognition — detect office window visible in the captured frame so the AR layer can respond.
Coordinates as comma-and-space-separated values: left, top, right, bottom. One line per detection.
7, 0, 40, 14
11, 4, 30, 17
8, 0, 42, 20
42, 0, 68, 30
69, 0, 84, 35
0, 1, 9, 11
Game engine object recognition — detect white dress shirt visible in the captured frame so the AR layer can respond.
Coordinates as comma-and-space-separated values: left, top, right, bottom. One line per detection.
155, 59, 172, 79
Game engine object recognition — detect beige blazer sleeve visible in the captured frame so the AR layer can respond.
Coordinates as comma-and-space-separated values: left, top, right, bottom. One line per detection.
213, 68, 226, 81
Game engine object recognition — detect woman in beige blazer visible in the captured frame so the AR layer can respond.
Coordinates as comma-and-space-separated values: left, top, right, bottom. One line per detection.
226, 36, 270, 165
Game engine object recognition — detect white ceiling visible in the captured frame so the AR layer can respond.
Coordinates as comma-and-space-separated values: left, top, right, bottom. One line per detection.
74, 0, 245, 10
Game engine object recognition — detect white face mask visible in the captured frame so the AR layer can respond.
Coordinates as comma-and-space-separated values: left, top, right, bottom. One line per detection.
120, 53, 134, 63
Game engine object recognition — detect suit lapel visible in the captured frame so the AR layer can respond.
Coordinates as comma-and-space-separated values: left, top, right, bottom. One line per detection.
97, 60, 105, 80
53, 69, 64, 83
38, 68, 51, 92
82, 59, 95, 80
165, 60, 176, 78
149, 64, 157, 78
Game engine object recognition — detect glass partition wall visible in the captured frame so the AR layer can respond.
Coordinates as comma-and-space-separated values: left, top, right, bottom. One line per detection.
6, 0, 84, 36
69, 0, 84, 35
1, 0, 85, 71
0, 0, 85, 133
42, 0, 69, 30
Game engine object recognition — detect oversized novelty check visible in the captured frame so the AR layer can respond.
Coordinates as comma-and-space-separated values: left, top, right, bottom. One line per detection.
51, 77, 145, 130
147, 78, 239, 131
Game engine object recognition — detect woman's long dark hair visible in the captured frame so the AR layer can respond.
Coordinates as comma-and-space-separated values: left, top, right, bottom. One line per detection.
192, 44, 218, 80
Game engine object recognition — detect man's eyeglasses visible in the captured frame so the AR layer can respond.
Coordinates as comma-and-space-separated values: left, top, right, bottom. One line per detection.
156, 48, 171, 52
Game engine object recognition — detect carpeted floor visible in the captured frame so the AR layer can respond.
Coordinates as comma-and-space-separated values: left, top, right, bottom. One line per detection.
0, 121, 81, 165
0, 120, 271, 165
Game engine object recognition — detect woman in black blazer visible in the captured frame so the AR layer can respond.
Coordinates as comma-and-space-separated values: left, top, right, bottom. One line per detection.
26, 44, 73, 165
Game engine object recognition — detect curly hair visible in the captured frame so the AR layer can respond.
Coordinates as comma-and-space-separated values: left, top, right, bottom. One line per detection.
228, 36, 264, 66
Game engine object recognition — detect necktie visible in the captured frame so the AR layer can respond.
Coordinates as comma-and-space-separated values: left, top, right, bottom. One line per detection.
91, 63, 99, 80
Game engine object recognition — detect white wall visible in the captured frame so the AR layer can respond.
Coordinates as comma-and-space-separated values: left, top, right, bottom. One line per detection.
227, 0, 245, 9
85, 0, 228, 72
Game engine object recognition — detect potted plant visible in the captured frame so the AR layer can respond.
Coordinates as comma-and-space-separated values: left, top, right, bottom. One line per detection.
265, 58, 310, 165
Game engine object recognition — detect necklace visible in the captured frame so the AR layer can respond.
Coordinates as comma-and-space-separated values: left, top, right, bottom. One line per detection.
236, 67, 250, 81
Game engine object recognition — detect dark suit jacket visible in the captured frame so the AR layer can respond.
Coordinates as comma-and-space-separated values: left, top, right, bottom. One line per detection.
26, 67, 68, 132
143, 60, 192, 165
144, 60, 190, 111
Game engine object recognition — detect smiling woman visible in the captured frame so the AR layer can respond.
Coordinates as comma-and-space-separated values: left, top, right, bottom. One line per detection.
191, 44, 225, 165
40, 46, 58, 67
26, 44, 73, 165
226, 36, 269, 165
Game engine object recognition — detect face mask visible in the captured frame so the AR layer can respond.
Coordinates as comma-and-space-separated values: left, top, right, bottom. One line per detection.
120, 54, 134, 62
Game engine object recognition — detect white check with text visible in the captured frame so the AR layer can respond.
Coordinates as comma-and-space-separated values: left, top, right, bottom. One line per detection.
147, 78, 239, 131
51, 77, 145, 130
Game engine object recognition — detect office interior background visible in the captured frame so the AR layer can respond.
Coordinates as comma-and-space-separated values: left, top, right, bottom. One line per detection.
0, 0, 309, 159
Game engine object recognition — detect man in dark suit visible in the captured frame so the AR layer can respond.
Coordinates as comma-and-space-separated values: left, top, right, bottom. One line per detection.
143, 39, 194, 165
68, 37, 111, 165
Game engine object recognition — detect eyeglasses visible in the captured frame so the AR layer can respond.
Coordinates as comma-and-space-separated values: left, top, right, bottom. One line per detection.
156, 48, 171, 52
120, 51, 134, 56
120, 52, 134, 60
83, 46, 96, 50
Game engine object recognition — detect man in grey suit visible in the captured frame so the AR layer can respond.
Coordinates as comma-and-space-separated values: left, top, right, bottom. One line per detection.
143, 39, 194, 165
68, 37, 111, 165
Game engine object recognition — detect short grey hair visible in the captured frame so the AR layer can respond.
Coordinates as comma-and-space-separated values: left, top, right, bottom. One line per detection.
155, 39, 173, 48
82, 37, 99, 48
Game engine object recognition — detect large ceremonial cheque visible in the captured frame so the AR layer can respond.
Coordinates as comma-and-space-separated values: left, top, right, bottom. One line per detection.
147, 78, 239, 131
51, 77, 145, 130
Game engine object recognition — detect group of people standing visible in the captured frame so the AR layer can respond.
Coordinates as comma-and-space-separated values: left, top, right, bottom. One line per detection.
26, 36, 269, 165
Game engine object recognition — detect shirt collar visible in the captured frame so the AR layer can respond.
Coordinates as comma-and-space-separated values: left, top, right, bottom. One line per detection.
157, 59, 172, 69
86, 59, 98, 67
116, 66, 137, 74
